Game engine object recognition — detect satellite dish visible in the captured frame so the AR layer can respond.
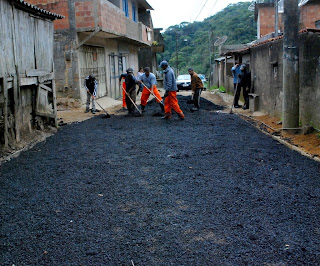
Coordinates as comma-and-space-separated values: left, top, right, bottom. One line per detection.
214, 36, 228, 46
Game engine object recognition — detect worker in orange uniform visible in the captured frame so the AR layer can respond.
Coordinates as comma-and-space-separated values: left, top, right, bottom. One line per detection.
159, 61, 184, 120
138, 67, 164, 113
120, 78, 127, 109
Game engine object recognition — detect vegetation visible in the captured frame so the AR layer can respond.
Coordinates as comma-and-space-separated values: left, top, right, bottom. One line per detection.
158, 2, 256, 78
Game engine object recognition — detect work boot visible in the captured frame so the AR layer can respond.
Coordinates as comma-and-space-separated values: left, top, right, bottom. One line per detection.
162, 112, 172, 119
159, 102, 165, 113
92, 109, 96, 114
141, 105, 146, 113
85, 109, 90, 113
178, 112, 185, 120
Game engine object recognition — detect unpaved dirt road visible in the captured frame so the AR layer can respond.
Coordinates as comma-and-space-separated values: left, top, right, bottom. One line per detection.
1, 96, 319, 265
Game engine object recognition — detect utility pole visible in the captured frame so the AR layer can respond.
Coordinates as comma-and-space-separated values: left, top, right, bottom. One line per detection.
175, 31, 179, 77
283, 0, 299, 130
208, 30, 212, 87
274, 0, 278, 36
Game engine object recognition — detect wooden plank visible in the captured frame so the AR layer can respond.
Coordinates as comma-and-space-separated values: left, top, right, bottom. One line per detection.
26, 69, 51, 77
3, 77, 9, 148
13, 72, 20, 142
38, 72, 54, 83
20, 77, 37, 86
51, 62, 58, 127
35, 111, 56, 119
39, 83, 52, 92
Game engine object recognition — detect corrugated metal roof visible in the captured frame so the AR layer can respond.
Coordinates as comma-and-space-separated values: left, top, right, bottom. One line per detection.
12, 0, 64, 19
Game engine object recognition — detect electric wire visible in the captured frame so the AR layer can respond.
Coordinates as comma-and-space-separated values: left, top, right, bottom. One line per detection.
207, 0, 219, 18
194, 0, 210, 21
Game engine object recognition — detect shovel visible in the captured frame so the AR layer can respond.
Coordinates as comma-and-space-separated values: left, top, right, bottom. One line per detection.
87, 91, 111, 118
140, 82, 164, 106
121, 85, 142, 116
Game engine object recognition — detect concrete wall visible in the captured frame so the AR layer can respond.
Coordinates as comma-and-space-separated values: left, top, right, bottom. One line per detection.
250, 32, 320, 129
299, 31, 320, 129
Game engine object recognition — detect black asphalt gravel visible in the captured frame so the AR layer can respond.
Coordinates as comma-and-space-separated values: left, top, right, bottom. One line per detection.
1, 96, 320, 265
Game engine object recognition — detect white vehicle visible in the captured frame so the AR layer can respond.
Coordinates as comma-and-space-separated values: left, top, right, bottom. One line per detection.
176, 74, 191, 91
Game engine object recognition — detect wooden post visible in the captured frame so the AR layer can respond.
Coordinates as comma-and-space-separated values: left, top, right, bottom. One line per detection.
51, 61, 58, 127
3, 77, 9, 148
52, 79, 58, 127
13, 72, 20, 142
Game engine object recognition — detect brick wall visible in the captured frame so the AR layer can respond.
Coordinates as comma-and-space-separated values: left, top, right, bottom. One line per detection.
300, 3, 320, 29
27, 0, 69, 30
75, 1, 95, 29
258, 3, 320, 37
259, 6, 276, 37
99, 0, 126, 34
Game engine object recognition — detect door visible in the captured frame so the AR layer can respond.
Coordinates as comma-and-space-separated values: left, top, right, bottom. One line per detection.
108, 53, 128, 99
79, 46, 107, 102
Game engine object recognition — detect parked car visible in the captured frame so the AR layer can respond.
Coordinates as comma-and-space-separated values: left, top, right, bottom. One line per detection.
176, 74, 191, 90
199, 74, 207, 90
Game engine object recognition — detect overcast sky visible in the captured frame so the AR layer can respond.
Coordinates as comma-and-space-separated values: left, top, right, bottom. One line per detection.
147, 0, 251, 30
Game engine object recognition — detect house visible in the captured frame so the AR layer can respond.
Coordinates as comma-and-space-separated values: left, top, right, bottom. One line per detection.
214, 28, 320, 129
0, 0, 63, 149
252, 0, 320, 38
27, 0, 163, 103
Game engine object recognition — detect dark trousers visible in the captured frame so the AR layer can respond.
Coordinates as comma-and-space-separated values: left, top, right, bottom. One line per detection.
194, 88, 201, 109
125, 90, 136, 113
243, 85, 249, 108
234, 83, 249, 107
233, 83, 240, 106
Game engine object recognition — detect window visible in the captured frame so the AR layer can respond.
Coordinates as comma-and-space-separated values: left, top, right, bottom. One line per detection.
122, 0, 129, 17
132, 3, 137, 22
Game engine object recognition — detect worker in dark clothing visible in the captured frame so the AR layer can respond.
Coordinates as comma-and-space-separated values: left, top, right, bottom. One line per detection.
188, 68, 203, 111
84, 74, 97, 114
239, 64, 251, 110
119, 68, 137, 116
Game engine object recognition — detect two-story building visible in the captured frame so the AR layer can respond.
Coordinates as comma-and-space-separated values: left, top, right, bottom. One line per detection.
27, 0, 161, 103
252, 0, 320, 38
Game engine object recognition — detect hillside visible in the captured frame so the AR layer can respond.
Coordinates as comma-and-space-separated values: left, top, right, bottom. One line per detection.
159, 2, 256, 78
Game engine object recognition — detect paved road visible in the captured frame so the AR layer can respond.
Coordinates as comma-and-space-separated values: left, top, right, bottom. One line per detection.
1, 96, 319, 265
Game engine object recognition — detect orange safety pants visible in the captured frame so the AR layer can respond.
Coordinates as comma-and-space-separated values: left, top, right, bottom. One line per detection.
140, 85, 162, 106
122, 81, 127, 107
164, 91, 183, 114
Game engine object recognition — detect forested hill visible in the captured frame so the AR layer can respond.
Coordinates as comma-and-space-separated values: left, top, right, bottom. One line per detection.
159, 2, 256, 77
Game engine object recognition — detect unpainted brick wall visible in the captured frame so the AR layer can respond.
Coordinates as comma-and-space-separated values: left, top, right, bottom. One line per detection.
27, 0, 69, 30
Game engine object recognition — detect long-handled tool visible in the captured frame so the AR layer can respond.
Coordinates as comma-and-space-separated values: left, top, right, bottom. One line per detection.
121, 85, 142, 116
140, 82, 164, 106
87, 91, 111, 118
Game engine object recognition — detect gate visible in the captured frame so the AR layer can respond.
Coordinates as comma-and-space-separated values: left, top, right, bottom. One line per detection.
79, 46, 107, 102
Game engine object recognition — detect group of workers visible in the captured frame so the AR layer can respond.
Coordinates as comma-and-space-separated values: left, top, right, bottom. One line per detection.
85, 60, 205, 120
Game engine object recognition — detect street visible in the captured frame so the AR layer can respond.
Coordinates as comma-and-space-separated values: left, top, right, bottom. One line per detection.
1, 96, 319, 265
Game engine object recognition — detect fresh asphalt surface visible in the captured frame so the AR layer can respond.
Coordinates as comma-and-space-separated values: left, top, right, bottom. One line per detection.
1, 96, 320, 265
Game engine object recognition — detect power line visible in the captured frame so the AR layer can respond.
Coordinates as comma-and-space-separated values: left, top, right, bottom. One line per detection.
207, 0, 219, 18
194, 0, 210, 21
